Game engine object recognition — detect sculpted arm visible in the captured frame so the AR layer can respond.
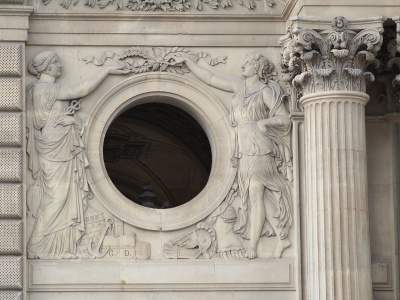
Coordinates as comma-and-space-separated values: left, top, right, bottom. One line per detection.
178, 57, 242, 92
257, 89, 290, 132
57, 67, 128, 101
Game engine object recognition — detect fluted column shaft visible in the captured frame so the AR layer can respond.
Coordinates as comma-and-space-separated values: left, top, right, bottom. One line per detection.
301, 91, 372, 300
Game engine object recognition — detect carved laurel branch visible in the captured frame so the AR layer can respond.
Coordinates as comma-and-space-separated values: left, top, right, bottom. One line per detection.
84, 47, 227, 75
55, 0, 275, 11
281, 17, 383, 98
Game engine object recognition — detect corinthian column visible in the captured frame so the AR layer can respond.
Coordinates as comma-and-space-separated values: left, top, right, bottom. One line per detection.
280, 16, 384, 300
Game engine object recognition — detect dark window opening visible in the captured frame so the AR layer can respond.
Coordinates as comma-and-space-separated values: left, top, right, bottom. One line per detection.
103, 102, 212, 209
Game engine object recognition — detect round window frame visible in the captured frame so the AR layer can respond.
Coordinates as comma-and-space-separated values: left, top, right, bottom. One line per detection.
85, 73, 235, 231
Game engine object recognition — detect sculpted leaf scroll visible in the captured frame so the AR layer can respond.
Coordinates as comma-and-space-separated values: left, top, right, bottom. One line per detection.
294, 28, 330, 56
280, 16, 383, 100
364, 24, 400, 116
349, 29, 383, 57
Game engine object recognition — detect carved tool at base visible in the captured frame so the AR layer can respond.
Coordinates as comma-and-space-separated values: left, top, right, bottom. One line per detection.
88, 218, 114, 258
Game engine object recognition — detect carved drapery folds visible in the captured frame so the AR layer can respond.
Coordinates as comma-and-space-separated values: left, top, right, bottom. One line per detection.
27, 47, 293, 261
26, 51, 129, 260
280, 16, 383, 112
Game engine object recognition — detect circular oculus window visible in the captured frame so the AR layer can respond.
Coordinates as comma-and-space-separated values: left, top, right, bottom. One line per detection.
103, 102, 212, 209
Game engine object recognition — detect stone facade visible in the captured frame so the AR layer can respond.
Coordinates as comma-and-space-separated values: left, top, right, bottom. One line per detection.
0, 0, 400, 299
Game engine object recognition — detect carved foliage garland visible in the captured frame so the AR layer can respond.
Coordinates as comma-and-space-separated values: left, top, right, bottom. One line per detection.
53, 0, 278, 11
280, 16, 383, 109
84, 47, 227, 74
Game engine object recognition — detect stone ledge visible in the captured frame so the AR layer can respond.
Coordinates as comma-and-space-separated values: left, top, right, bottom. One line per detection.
0, 6, 33, 41
28, 259, 295, 291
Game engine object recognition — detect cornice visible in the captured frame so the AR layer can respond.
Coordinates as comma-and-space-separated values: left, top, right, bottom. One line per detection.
29, 11, 285, 22
289, 15, 387, 31
28, 0, 299, 22
289, 112, 304, 121
281, 0, 298, 21
0, 5, 34, 16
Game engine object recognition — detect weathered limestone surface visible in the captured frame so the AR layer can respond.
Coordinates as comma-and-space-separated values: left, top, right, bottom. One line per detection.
2, 0, 400, 298
0, 5, 32, 300
280, 16, 388, 299
302, 91, 371, 300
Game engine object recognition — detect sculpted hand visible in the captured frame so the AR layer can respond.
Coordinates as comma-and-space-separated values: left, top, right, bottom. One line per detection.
169, 56, 187, 65
55, 116, 77, 127
107, 66, 130, 75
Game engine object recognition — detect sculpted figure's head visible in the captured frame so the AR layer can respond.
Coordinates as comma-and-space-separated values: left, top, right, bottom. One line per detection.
28, 51, 62, 79
242, 52, 274, 83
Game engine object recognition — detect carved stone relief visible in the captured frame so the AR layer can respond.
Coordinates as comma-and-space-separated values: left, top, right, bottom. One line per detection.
174, 51, 292, 259
77, 207, 150, 259
365, 23, 400, 116
280, 16, 383, 112
163, 222, 217, 259
27, 47, 293, 261
208, 190, 246, 259
366, 26, 399, 115
45, 0, 281, 12
84, 46, 227, 74
130, 50, 293, 259
26, 50, 128, 259
163, 185, 246, 259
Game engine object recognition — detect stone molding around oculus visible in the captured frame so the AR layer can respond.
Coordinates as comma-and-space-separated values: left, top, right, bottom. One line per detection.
84, 47, 293, 260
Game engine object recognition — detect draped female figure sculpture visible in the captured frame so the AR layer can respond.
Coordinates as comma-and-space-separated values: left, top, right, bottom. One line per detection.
26, 51, 128, 259
173, 52, 293, 258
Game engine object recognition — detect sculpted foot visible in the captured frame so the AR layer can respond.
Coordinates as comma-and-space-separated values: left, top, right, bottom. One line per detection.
274, 238, 291, 258
245, 247, 257, 259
